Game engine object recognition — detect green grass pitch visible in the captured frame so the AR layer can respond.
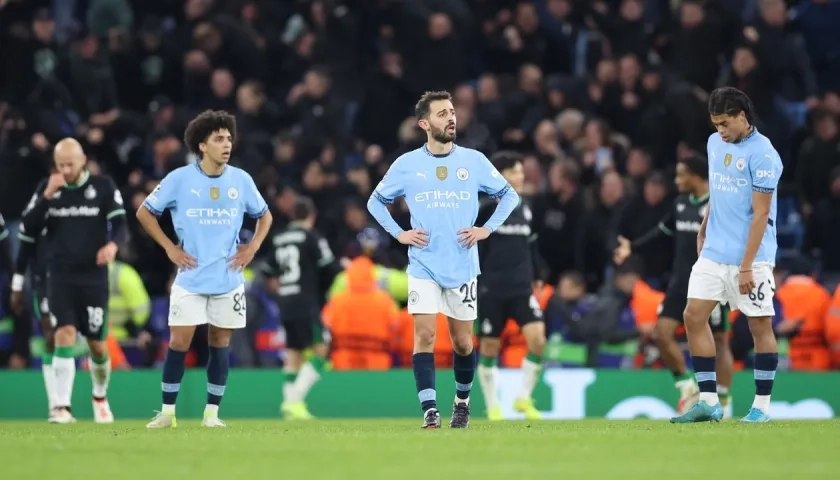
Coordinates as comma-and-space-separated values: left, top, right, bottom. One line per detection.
1, 419, 837, 479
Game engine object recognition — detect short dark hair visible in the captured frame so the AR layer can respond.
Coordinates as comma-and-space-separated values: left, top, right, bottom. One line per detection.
678, 154, 709, 180
184, 110, 237, 156
708, 87, 756, 124
560, 271, 586, 288
292, 196, 316, 221
490, 151, 523, 173
415, 91, 452, 119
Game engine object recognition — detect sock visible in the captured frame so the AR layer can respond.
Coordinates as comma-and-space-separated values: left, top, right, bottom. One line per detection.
692, 356, 718, 405
718, 384, 731, 407
517, 352, 542, 401
674, 371, 697, 395
42, 354, 57, 410
293, 355, 326, 402
753, 352, 778, 412
412, 352, 436, 411
453, 350, 476, 404
206, 346, 230, 408
90, 353, 111, 399
53, 346, 76, 408
161, 348, 187, 410
477, 356, 499, 411
282, 371, 298, 403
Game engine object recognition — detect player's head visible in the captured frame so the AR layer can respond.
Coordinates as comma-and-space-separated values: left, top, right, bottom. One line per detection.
675, 154, 708, 193
184, 109, 237, 165
708, 87, 756, 143
53, 138, 87, 184
558, 271, 586, 302
415, 91, 456, 144
614, 256, 643, 294
490, 151, 525, 192
291, 196, 317, 227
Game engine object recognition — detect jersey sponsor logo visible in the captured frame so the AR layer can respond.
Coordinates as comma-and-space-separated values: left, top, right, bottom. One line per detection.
756, 169, 775, 179
675, 220, 701, 232
495, 224, 531, 236
186, 208, 239, 225
710, 172, 748, 192
48, 206, 101, 217
414, 190, 471, 209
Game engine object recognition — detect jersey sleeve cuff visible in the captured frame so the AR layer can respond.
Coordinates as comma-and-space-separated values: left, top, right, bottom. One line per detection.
373, 191, 394, 205
107, 209, 127, 220
752, 186, 774, 194
142, 201, 164, 216
489, 183, 511, 199
249, 205, 269, 218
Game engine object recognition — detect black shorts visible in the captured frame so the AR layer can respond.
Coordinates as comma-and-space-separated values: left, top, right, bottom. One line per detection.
282, 307, 328, 350
659, 277, 730, 333
47, 276, 109, 340
477, 291, 543, 338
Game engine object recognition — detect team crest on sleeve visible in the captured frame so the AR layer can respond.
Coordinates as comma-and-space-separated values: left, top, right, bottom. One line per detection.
735, 158, 746, 171
408, 291, 419, 305
228, 187, 239, 200
723, 153, 732, 167
436, 166, 448, 180
491, 168, 500, 178
210, 186, 220, 200
456, 168, 469, 181
84, 185, 97, 199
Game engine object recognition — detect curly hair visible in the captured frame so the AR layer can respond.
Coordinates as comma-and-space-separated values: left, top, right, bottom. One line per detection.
183, 110, 237, 156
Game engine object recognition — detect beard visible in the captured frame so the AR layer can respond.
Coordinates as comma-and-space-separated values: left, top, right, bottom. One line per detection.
430, 123, 456, 143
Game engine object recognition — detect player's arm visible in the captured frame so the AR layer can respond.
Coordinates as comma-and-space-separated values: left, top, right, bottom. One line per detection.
104, 177, 130, 249
243, 173, 273, 252
313, 233, 342, 286
367, 165, 407, 239
477, 155, 519, 234
632, 201, 676, 250
741, 150, 782, 270
136, 175, 188, 263
19, 179, 50, 241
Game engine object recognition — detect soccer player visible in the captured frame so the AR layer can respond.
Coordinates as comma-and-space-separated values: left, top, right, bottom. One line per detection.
613, 155, 735, 417
18, 138, 128, 424
474, 151, 546, 421
262, 196, 341, 420
9, 220, 55, 420
367, 91, 519, 428
671, 87, 783, 424
137, 110, 272, 428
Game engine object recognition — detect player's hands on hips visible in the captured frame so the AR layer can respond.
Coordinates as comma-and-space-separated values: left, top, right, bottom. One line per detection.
738, 269, 755, 295
457, 226, 490, 248
613, 235, 632, 264
228, 244, 257, 271
166, 244, 197, 270
397, 229, 429, 248
44, 172, 65, 199
96, 241, 118, 265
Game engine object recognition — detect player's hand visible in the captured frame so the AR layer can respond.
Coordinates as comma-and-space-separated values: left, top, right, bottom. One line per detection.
457, 226, 490, 248
96, 241, 118, 265
397, 229, 429, 248
166, 245, 198, 270
227, 244, 257, 271
613, 235, 632, 265
696, 232, 705, 256
738, 269, 755, 295
9, 291, 23, 316
43, 173, 65, 199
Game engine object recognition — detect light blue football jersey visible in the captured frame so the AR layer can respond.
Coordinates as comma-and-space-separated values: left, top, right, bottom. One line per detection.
143, 163, 268, 294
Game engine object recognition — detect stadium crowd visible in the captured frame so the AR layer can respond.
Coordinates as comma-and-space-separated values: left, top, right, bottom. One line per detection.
1, 0, 840, 371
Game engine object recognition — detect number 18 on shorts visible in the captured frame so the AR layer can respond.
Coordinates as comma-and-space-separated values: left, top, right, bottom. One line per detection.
687, 257, 775, 317
407, 276, 478, 321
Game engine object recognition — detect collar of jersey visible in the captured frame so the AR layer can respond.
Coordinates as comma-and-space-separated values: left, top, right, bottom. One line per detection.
732, 127, 758, 144
194, 161, 227, 178
689, 192, 709, 205
64, 170, 90, 189
423, 143, 456, 158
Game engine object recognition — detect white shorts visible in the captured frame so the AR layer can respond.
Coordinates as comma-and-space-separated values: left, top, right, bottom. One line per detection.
168, 284, 247, 329
407, 276, 477, 321
687, 257, 775, 318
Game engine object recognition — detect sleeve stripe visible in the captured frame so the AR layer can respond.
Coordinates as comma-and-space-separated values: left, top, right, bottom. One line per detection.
752, 186, 774, 194
249, 205, 269, 219
373, 191, 394, 205
658, 222, 673, 235
489, 183, 511, 200
18, 233, 35, 243
0, 230, 8, 241
106, 209, 127, 220
142, 201, 164, 217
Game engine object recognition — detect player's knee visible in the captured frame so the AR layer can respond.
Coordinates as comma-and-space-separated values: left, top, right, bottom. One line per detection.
414, 331, 436, 352
452, 335, 473, 356
522, 323, 546, 355
479, 337, 501, 358
168, 326, 194, 351
53, 325, 77, 345
207, 326, 232, 348
88, 340, 108, 359
747, 317, 775, 340
654, 321, 677, 345
682, 304, 710, 329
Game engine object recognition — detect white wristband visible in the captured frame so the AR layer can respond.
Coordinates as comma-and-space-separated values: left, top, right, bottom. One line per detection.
11, 274, 24, 292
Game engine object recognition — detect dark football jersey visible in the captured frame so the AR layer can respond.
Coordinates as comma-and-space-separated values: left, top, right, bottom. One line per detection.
476, 198, 535, 296
263, 224, 339, 309
659, 193, 709, 279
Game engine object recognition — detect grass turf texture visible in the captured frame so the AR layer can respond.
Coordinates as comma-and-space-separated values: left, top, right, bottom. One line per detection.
1, 419, 837, 479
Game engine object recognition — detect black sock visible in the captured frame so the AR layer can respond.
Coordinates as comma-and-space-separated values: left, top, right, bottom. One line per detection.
691, 356, 717, 394
453, 350, 476, 401
754, 352, 778, 396
206, 346, 230, 406
162, 348, 187, 405
412, 352, 436, 411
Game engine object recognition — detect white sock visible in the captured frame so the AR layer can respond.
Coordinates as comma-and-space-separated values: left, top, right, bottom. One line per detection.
90, 357, 111, 399
675, 378, 697, 393
204, 404, 219, 416
162, 404, 176, 415
42, 363, 57, 410
53, 356, 76, 408
283, 372, 299, 403
752, 395, 771, 412
699, 392, 719, 405
476, 364, 499, 410
517, 356, 542, 401
293, 361, 321, 401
